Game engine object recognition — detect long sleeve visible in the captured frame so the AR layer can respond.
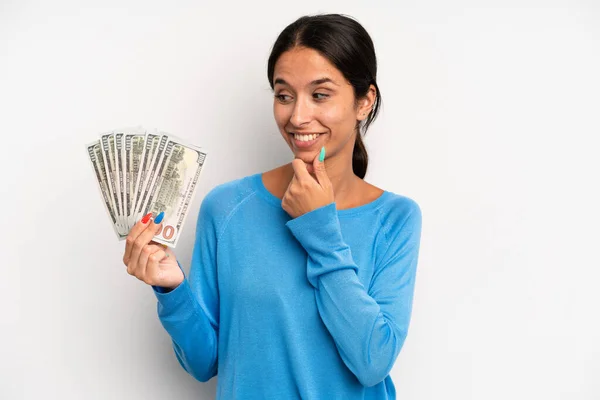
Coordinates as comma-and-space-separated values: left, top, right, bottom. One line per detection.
150, 191, 221, 382
285, 200, 422, 387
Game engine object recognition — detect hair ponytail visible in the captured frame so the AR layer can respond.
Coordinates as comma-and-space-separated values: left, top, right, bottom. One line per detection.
352, 132, 368, 179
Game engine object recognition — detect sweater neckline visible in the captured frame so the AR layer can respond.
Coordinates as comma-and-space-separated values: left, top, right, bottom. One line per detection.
250, 172, 390, 217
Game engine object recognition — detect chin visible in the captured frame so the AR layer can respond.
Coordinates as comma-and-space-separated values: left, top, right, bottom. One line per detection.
288, 152, 315, 170
293, 153, 316, 163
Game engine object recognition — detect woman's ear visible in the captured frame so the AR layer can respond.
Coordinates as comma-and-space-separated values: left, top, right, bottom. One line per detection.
356, 84, 377, 121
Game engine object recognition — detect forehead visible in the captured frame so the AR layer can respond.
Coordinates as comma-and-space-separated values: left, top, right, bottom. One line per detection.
273, 46, 345, 86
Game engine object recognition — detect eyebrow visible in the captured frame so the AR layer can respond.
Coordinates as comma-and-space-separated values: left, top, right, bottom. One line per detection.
274, 77, 338, 87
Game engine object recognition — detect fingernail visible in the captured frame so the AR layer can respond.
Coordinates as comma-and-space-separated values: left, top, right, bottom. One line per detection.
141, 212, 152, 224
319, 146, 326, 162
154, 211, 165, 224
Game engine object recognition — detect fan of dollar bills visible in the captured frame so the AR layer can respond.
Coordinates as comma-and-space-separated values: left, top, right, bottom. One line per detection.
86, 126, 207, 248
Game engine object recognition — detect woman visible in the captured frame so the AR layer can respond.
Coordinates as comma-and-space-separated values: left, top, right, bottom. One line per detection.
123, 13, 422, 400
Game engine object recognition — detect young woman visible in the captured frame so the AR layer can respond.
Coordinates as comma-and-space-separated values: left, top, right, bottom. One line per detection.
123, 13, 422, 400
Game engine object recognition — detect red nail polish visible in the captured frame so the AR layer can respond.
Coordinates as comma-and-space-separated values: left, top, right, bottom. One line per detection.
141, 212, 152, 224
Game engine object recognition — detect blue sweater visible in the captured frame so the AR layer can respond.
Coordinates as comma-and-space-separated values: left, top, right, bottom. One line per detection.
152, 172, 422, 399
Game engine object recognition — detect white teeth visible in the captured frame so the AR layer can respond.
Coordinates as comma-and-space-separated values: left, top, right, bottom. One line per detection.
294, 133, 320, 141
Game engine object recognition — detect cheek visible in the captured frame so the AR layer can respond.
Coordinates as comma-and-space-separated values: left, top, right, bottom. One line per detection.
273, 104, 288, 129
317, 104, 355, 131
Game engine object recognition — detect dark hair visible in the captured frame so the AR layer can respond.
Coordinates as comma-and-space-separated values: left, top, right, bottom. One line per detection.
267, 13, 382, 179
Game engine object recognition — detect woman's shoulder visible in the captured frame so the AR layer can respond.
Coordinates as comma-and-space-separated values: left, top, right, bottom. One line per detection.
374, 185, 422, 234
360, 179, 421, 217
199, 172, 260, 220
382, 191, 421, 215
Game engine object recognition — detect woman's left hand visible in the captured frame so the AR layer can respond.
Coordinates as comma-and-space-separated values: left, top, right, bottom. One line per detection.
282, 148, 335, 219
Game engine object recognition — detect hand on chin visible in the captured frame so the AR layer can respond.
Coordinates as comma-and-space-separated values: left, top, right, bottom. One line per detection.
305, 163, 315, 174
293, 155, 316, 175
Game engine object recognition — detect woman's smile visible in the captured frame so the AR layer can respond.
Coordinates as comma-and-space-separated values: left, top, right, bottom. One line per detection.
290, 132, 326, 149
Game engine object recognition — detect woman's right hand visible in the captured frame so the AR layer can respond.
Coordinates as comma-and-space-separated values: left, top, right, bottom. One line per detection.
123, 213, 184, 290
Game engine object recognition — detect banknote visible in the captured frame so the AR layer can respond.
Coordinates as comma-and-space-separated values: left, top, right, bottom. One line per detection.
124, 128, 146, 230
86, 140, 126, 239
114, 131, 125, 229
144, 135, 207, 247
130, 132, 157, 222
131, 132, 162, 224
86, 127, 207, 247
134, 134, 168, 225
100, 132, 126, 233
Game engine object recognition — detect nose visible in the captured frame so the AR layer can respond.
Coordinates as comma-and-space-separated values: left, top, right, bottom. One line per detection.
289, 96, 312, 127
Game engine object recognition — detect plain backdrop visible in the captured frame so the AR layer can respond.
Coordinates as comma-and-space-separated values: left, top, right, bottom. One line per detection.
2, 0, 599, 399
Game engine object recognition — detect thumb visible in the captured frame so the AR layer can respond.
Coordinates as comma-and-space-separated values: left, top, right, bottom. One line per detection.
312, 146, 329, 186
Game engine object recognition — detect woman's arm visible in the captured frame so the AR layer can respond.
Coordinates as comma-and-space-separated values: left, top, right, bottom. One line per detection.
151, 192, 222, 382
285, 199, 422, 387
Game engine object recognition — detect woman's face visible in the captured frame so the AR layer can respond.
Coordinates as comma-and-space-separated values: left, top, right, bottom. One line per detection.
272, 46, 370, 169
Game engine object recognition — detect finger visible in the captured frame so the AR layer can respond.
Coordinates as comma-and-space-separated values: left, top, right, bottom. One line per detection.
145, 247, 167, 285
312, 146, 330, 187
284, 165, 297, 195
150, 241, 171, 258
136, 243, 163, 280
291, 158, 311, 182
124, 212, 153, 266
284, 170, 301, 202
130, 218, 163, 274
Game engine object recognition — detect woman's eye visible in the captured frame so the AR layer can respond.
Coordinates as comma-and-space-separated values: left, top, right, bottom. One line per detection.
275, 94, 291, 102
274, 93, 328, 102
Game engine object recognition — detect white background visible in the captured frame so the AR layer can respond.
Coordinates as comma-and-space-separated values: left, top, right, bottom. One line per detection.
2, 0, 599, 399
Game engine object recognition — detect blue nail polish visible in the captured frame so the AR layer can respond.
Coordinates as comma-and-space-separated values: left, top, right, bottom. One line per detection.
154, 211, 165, 224
319, 146, 326, 162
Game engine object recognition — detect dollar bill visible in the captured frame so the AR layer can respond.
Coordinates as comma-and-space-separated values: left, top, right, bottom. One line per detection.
134, 134, 168, 223
131, 132, 163, 224
124, 128, 146, 229
100, 132, 126, 234
86, 140, 125, 239
130, 132, 157, 218
114, 131, 125, 229
145, 135, 207, 247
137, 134, 174, 222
